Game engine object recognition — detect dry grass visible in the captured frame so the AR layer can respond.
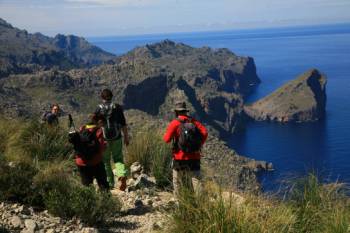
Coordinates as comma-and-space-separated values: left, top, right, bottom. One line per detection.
168, 174, 350, 233
125, 128, 172, 188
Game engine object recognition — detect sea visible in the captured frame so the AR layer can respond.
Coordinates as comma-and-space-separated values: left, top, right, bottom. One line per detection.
88, 23, 350, 191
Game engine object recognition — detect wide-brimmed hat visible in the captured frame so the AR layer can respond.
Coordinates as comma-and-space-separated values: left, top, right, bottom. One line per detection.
173, 101, 189, 112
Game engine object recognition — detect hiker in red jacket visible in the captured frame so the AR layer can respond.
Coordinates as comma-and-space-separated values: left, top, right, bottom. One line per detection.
72, 114, 109, 191
163, 101, 208, 196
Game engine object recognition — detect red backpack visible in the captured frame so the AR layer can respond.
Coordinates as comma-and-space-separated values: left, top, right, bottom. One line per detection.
69, 126, 100, 160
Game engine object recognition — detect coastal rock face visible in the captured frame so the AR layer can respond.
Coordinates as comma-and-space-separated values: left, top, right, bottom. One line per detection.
0, 39, 260, 136
0, 18, 115, 78
244, 69, 327, 122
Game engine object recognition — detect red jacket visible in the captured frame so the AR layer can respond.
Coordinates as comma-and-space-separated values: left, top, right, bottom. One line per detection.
75, 124, 106, 167
163, 115, 208, 160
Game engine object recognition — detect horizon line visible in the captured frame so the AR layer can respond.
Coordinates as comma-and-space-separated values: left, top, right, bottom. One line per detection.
86, 21, 350, 40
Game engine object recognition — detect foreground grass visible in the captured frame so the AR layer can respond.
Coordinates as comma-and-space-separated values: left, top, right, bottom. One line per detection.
1, 117, 349, 232
168, 175, 350, 233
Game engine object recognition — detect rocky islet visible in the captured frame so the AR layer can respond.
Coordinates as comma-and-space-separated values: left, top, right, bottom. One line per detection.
244, 69, 327, 123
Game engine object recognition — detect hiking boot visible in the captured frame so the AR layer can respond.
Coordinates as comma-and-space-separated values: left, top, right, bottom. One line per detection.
118, 176, 127, 191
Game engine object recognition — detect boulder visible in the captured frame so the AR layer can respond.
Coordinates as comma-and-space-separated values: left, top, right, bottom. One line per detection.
9, 216, 23, 228
128, 174, 156, 191
130, 162, 143, 179
245, 160, 274, 172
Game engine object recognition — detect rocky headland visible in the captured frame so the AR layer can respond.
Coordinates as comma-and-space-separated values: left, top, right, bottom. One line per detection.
244, 69, 327, 122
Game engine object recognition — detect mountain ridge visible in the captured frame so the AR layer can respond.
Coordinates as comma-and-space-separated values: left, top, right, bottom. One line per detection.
0, 18, 116, 78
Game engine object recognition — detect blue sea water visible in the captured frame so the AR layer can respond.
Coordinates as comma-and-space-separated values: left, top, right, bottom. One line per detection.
88, 24, 350, 191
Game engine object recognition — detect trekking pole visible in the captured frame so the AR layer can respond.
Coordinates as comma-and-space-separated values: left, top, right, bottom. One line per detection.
68, 114, 76, 132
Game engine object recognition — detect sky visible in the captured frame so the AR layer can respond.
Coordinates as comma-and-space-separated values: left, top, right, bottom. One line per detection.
1, 0, 350, 37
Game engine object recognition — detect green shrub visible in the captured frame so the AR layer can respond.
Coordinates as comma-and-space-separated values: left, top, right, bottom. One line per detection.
7, 120, 72, 161
31, 163, 76, 207
126, 129, 172, 188
33, 164, 121, 225
0, 159, 38, 204
44, 185, 121, 225
70, 187, 121, 224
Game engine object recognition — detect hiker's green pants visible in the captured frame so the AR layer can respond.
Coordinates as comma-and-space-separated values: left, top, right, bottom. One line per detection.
103, 138, 127, 187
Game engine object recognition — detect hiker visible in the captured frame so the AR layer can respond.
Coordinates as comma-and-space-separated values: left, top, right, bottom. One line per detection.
70, 113, 109, 191
95, 89, 129, 191
163, 101, 208, 196
41, 104, 60, 126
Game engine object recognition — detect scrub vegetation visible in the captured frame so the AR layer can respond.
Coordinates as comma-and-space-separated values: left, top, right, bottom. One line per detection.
1, 117, 349, 231
0, 118, 121, 225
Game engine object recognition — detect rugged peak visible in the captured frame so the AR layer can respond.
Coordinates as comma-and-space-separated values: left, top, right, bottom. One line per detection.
244, 68, 327, 122
0, 18, 116, 78
54, 34, 84, 49
127, 40, 193, 58
158, 39, 176, 46
0, 18, 13, 29
148, 40, 191, 54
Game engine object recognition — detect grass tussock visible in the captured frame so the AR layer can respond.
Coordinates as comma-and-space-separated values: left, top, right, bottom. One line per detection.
6, 120, 73, 162
0, 117, 20, 154
289, 174, 350, 233
168, 174, 350, 233
125, 129, 172, 188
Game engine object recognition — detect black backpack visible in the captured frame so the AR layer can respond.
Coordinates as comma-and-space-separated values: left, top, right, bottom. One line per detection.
98, 103, 121, 141
41, 111, 58, 125
177, 118, 203, 153
69, 126, 100, 160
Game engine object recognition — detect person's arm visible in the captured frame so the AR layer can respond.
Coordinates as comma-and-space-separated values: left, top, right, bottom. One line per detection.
163, 120, 177, 143
194, 121, 208, 144
116, 105, 129, 146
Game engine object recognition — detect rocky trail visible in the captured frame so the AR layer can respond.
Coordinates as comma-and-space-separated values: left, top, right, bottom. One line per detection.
0, 163, 175, 233
0, 189, 173, 233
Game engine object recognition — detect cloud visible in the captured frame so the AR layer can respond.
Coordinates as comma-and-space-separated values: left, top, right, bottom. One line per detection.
0, 0, 162, 8
64, 0, 161, 7
1, 0, 350, 36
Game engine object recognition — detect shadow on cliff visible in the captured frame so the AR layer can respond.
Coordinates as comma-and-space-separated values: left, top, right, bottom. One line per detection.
123, 75, 168, 115
176, 79, 227, 137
